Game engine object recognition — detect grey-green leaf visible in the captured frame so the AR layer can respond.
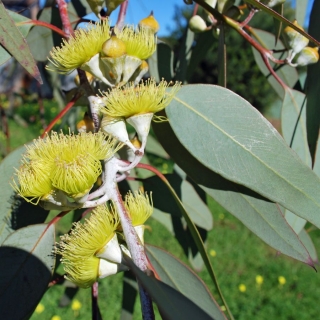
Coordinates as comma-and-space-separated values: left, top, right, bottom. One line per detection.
0, 4, 41, 82
146, 245, 227, 320
298, 229, 318, 263
306, 0, 320, 162
0, 9, 34, 65
0, 224, 55, 319
166, 84, 320, 230
153, 102, 314, 266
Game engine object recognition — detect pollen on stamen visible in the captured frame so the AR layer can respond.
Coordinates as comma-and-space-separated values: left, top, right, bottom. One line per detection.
100, 78, 181, 118
46, 20, 110, 74
116, 25, 156, 60
125, 191, 153, 226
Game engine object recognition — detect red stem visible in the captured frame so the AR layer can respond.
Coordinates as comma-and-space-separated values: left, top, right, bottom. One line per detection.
116, 0, 129, 30
193, 3, 199, 16
56, 0, 74, 38
41, 92, 81, 138
18, 20, 67, 38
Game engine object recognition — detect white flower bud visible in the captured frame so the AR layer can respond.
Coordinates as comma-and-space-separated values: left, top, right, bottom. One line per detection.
296, 47, 319, 66
189, 15, 207, 33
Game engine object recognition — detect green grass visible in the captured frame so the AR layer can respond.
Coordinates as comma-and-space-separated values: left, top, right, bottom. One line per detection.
5, 98, 320, 320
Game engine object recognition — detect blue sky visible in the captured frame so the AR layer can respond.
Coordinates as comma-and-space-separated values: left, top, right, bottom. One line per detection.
106, 0, 315, 35
107, 0, 182, 36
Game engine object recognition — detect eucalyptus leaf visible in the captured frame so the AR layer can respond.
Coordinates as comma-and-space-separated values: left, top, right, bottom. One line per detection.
148, 41, 174, 82
281, 88, 310, 234
281, 88, 311, 166
298, 229, 318, 263
120, 271, 138, 320
296, 0, 309, 26
153, 110, 314, 266
124, 255, 216, 320
146, 245, 227, 320
0, 3, 41, 82
306, 0, 320, 162
0, 224, 55, 319
166, 84, 320, 231
175, 27, 194, 83
0, 9, 34, 65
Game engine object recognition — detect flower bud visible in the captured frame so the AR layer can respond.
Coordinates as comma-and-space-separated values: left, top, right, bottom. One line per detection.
101, 34, 127, 58
296, 47, 319, 66
139, 11, 160, 33
189, 15, 207, 33
284, 20, 309, 55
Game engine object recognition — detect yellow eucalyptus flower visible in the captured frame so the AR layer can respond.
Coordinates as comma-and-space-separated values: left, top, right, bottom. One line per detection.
12, 131, 119, 203
125, 191, 153, 226
63, 255, 100, 288
47, 20, 110, 74
56, 204, 121, 288
57, 204, 119, 259
101, 79, 181, 118
117, 25, 156, 60
12, 159, 53, 204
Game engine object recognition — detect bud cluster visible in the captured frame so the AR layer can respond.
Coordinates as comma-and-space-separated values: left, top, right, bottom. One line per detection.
284, 20, 319, 67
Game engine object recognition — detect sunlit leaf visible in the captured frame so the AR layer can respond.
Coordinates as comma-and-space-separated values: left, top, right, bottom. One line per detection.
296, 0, 309, 26
0, 9, 34, 66
0, 224, 55, 319
0, 4, 41, 82
166, 84, 320, 230
153, 106, 314, 266
146, 245, 227, 320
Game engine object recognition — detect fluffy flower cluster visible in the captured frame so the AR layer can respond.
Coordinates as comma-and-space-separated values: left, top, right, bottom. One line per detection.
47, 18, 158, 87
56, 191, 152, 288
12, 131, 119, 204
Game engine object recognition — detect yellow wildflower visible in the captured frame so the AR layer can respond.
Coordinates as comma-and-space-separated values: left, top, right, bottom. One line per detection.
35, 303, 45, 314
238, 284, 246, 292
